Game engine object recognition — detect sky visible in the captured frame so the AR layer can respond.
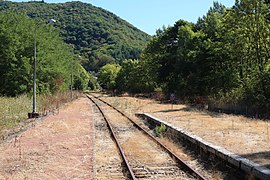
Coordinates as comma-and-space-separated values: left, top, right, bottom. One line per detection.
11, 0, 235, 35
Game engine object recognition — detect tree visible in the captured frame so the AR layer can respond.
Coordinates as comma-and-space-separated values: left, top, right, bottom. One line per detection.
73, 63, 90, 90
0, 12, 80, 96
88, 74, 98, 90
116, 59, 155, 93
141, 20, 208, 97
223, 0, 270, 109
198, 2, 239, 95
97, 64, 121, 90
134, 1, 270, 114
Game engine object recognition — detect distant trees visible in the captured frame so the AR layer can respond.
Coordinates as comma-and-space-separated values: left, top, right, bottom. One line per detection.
97, 59, 155, 93
0, 12, 88, 96
0, 1, 151, 72
97, 64, 121, 90
73, 64, 91, 90
116, 59, 155, 93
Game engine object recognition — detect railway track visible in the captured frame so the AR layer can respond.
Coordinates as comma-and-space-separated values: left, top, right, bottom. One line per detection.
87, 94, 206, 180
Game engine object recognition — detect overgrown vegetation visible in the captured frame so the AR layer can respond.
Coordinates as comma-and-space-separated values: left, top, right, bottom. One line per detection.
0, 91, 79, 138
0, 1, 150, 96
1, 0, 269, 124
97, 59, 156, 93
0, 1, 151, 136
98, 0, 270, 116
97, 64, 121, 90
0, 1, 151, 72
0, 11, 91, 136
116, 59, 155, 93
141, 0, 270, 115
0, 12, 89, 96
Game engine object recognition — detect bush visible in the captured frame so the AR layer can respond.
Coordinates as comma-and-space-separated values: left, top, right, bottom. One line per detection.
97, 64, 121, 90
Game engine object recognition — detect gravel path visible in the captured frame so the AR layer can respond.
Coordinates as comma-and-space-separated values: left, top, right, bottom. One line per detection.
0, 97, 94, 179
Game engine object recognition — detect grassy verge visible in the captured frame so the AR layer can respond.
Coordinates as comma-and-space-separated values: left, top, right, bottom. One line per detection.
0, 91, 80, 138
0, 95, 31, 131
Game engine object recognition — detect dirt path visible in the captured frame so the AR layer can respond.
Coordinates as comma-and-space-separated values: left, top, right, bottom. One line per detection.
0, 97, 94, 179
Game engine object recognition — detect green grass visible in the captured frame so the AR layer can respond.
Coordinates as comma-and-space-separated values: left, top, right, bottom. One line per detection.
0, 91, 80, 138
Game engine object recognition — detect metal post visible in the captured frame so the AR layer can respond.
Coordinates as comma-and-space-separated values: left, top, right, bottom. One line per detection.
28, 28, 39, 118
70, 59, 73, 99
33, 28, 37, 113
28, 19, 56, 119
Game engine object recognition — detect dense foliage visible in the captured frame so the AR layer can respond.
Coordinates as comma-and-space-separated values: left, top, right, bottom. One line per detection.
0, 12, 87, 96
97, 59, 155, 93
0, 1, 151, 72
116, 59, 155, 93
97, 0, 270, 115
138, 0, 270, 113
97, 64, 121, 90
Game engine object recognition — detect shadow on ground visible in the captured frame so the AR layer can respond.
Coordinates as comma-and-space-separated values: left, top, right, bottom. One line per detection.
241, 151, 270, 169
154, 108, 192, 113
154, 106, 225, 119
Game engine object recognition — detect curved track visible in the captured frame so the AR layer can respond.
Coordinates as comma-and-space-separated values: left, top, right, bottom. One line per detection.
88, 94, 206, 180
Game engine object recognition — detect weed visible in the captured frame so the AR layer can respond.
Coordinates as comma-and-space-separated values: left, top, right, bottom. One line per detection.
155, 123, 167, 137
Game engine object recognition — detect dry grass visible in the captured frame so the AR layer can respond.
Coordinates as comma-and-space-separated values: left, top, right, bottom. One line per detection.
0, 91, 81, 138
94, 93, 270, 167
38, 91, 80, 115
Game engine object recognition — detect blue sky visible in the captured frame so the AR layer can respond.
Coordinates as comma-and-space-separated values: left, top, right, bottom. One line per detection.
11, 0, 235, 35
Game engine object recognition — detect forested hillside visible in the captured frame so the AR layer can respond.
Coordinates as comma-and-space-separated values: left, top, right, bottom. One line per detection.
0, 1, 151, 71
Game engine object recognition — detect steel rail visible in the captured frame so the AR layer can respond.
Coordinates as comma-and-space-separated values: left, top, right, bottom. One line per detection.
90, 93, 207, 180
87, 95, 137, 180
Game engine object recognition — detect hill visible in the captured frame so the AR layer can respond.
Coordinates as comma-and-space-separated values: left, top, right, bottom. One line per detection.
0, 1, 151, 71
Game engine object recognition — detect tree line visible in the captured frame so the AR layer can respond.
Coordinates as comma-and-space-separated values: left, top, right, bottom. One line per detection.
0, 12, 89, 96
98, 0, 270, 115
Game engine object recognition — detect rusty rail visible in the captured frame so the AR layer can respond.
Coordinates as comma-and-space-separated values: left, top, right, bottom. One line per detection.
88, 93, 206, 180
87, 95, 136, 180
